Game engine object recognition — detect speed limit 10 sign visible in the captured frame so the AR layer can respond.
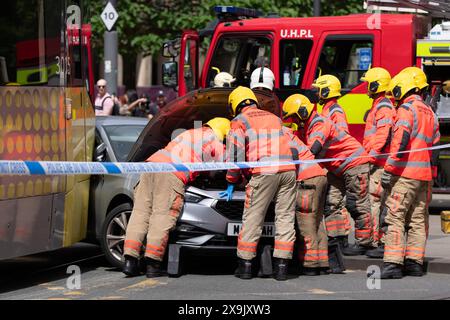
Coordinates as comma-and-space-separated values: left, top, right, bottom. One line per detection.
101, 2, 119, 31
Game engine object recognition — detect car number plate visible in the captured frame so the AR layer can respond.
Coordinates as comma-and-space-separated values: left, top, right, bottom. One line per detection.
227, 223, 275, 237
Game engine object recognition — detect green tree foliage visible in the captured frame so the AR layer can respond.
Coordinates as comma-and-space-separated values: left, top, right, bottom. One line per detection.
89, 0, 364, 57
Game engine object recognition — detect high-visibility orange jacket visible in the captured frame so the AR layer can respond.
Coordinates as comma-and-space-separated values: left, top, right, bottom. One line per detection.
226, 105, 295, 184
384, 95, 440, 181
305, 111, 369, 175
321, 99, 349, 133
148, 127, 225, 184
283, 126, 326, 181
363, 96, 396, 167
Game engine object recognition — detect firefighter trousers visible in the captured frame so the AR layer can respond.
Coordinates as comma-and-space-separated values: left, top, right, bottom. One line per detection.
324, 164, 373, 246
237, 171, 297, 261
383, 176, 432, 265
124, 172, 185, 261
369, 164, 388, 246
296, 175, 329, 268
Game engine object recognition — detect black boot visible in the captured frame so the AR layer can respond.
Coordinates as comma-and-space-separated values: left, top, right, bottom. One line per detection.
146, 257, 167, 278
366, 245, 384, 259
328, 243, 346, 274
380, 262, 403, 279
123, 255, 141, 277
235, 258, 252, 280
300, 266, 320, 276
342, 244, 372, 256
273, 258, 289, 281
404, 259, 424, 277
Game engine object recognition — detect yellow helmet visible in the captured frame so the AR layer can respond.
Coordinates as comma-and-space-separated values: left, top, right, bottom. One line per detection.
282, 94, 315, 121
400, 66, 428, 90
388, 72, 419, 101
227, 86, 259, 117
206, 117, 231, 141
312, 74, 342, 99
360, 67, 391, 94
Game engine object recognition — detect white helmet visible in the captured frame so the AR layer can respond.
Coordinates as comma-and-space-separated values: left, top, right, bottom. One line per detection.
250, 66, 275, 91
214, 72, 236, 87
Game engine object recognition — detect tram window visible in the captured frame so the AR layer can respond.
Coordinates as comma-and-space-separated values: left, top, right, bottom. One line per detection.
0, 0, 62, 86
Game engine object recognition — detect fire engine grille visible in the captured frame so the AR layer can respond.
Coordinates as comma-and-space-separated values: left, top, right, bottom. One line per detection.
214, 200, 276, 222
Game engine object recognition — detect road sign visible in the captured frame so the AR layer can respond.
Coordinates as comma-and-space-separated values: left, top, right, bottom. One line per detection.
101, 2, 118, 31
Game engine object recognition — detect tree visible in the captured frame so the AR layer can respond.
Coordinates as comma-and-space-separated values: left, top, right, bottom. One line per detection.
89, 0, 364, 88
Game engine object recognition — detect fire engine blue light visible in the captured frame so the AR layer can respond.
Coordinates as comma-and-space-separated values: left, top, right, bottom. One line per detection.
213, 6, 262, 19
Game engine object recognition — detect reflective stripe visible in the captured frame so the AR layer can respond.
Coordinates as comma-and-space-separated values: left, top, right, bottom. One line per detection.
375, 100, 393, 110
415, 133, 433, 144
386, 159, 431, 168
364, 127, 377, 137
395, 120, 412, 130
259, 154, 293, 162
336, 122, 349, 129
309, 131, 326, 141
310, 115, 324, 127
274, 240, 294, 252
377, 118, 393, 127
247, 129, 283, 141
369, 149, 388, 159
234, 112, 253, 131
124, 240, 142, 250
335, 146, 366, 174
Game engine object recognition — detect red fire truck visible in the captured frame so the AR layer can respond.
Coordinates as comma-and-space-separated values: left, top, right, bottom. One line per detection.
160, 4, 450, 202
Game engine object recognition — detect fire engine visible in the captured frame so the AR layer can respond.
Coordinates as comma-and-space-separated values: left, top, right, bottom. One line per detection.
159, 1, 450, 204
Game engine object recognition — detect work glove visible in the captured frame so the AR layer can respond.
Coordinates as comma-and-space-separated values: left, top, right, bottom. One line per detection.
381, 171, 393, 190
219, 184, 235, 202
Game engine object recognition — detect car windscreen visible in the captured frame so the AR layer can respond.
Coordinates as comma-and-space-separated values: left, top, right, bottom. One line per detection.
103, 125, 146, 162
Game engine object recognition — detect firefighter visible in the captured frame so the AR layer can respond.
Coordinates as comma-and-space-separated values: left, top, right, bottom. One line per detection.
312, 74, 352, 251
359, 67, 396, 258
285, 95, 374, 259
380, 70, 440, 279
221, 86, 297, 281
250, 66, 275, 92
282, 94, 330, 276
312, 74, 349, 133
123, 117, 231, 277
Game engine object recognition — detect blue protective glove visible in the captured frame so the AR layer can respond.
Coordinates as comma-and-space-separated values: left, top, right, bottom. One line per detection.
219, 184, 235, 201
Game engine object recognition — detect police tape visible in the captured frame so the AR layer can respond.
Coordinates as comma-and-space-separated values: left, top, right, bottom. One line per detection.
1, 143, 450, 176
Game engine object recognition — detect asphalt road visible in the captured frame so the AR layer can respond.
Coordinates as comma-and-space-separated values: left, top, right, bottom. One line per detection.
0, 243, 450, 301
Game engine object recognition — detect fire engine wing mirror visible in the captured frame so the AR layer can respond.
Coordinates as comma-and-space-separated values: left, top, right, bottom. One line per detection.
162, 62, 178, 88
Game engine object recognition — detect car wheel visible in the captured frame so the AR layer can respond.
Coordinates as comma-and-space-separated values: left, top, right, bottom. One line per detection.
100, 203, 133, 269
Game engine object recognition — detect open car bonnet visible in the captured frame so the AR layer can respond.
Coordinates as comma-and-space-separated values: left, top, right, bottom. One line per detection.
127, 87, 281, 162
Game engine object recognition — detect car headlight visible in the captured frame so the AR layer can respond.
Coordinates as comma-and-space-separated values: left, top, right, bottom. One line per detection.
184, 192, 204, 203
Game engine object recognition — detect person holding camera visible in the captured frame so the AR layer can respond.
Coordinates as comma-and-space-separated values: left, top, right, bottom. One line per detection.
119, 90, 148, 117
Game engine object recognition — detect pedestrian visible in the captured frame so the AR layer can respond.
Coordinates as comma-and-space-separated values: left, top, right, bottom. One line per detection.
94, 79, 114, 116
311, 74, 352, 252
221, 86, 297, 281
288, 95, 374, 260
359, 67, 396, 258
214, 72, 236, 88
122, 118, 231, 277
380, 69, 440, 279
155, 90, 167, 110
119, 90, 148, 117
282, 94, 330, 276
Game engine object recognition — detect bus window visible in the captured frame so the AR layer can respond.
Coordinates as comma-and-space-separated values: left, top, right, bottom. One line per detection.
280, 40, 313, 88
0, 0, 63, 86
315, 37, 373, 90
206, 36, 272, 88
